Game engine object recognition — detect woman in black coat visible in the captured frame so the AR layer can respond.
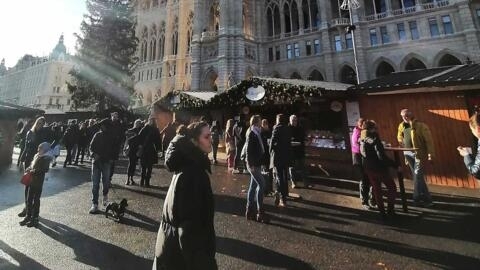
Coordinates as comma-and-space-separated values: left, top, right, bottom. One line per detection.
138, 117, 161, 187
153, 121, 217, 270
124, 119, 143, 185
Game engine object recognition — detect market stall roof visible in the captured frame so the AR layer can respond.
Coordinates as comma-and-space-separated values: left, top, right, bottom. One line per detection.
153, 90, 212, 112
0, 101, 44, 119
182, 91, 217, 101
207, 76, 353, 108
352, 64, 480, 94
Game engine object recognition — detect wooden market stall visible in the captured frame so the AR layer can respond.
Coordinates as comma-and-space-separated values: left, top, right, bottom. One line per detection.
351, 64, 480, 189
0, 101, 44, 169
206, 77, 354, 179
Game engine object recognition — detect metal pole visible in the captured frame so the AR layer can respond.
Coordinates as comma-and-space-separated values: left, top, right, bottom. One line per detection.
348, 6, 361, 84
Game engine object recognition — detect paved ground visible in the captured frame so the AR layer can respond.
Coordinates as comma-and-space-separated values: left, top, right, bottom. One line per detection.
0, 148, 480, 270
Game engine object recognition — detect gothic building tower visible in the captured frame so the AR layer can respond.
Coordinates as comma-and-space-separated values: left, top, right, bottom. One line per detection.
133, 0, 480, 106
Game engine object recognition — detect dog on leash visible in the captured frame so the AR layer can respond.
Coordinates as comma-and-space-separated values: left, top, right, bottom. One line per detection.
105, 199, 128, 221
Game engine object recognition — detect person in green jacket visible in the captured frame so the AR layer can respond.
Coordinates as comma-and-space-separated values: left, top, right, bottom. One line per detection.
397, 109, 435, 207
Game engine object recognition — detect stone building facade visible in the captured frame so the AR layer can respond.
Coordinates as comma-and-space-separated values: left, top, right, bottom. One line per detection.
0, 35, 74, 113
133, 0, 480, 106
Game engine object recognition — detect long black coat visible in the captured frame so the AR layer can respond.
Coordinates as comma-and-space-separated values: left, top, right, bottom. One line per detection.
154, 135, 217, 270
138, 124, 161, 164
269, 124, 292, 169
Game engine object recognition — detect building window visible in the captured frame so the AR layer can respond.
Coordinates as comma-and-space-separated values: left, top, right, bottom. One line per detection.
314, 39, 321, 54
138, 72, 140, 82
269, 47, 274, 61
49, 98, 52, 105
370, 28, 378, 46
294, 43, 300, 57
56, 98, 60, 105
429, 18, 440, 37
380, 26, 390, 44
409, 21, 419, 40
67, 99, 70, 105
397, 23, 406, 41
442, 15, 454, 35
306, 41, 312, 56
52, 86, 56, 93
334, 35, 342, 52
286, 44, 293, 59
345, 33, 353, 49
275, 46, 281, 60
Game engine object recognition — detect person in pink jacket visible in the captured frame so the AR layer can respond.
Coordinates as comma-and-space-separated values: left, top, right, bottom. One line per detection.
351, 118, 375, 209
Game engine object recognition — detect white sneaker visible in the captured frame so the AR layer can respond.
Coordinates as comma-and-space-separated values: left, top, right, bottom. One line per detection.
89, 204, 98, 214
102, 195, 109, 207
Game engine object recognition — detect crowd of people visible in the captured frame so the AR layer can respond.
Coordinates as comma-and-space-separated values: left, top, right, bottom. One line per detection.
11, 106, 480, 269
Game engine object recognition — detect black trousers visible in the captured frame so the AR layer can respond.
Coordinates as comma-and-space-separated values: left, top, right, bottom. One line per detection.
75, 146, 86, 163
212, 142, 219, 161
273, 166, 289, 200
128, 156, 138, 177
141, 160, 153, 186
110, 160, 116, 180
353, 153, 373, 205
65, 146, 74, 165
26, 184, 43, 218
234, 143, 246, 170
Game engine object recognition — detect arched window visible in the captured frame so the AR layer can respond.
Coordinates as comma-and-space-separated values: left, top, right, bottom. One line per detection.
405, 58, 426, 71
438, 54, 462, 67
142, 41, 148, 62
376, 61, 395, 78
150, 39, 157, 61
310, 0, 320, 27
308, 70, 324, 81
172, 31, 178, 55
186, 30, 192, 55
284, 3, 291, 33
267, 7, 274, 36
291, 1, 299, 32
302, 0, 310, 29
340, 66, 357, 84
273, 5, 281, 36
158, 35, 165, 60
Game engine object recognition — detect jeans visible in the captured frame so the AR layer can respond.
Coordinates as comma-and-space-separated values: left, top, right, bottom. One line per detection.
366, 170, 397, 214
273, 166, 289, 200
289, 158, 308, 186
91, 160, 112, 205
247, 166, 265, 210
353, 153, 374, 205
405, 155, 432, 203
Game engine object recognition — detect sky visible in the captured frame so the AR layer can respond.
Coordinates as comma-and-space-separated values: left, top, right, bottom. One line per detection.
0, 0, 87, 67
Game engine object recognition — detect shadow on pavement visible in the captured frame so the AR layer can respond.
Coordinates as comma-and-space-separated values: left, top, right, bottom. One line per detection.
0, 240, 49, 270
37, 218, 153, 269
121, 210, 160, 232
216, 237, 315, 270
314, 228, 480, 270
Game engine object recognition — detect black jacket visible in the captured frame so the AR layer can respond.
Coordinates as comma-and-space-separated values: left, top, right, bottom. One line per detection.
138, 124, 161, 163
63, 125, 79, 147
154, 135, 217, 270
269, 124, 292, 169
261, 129, 272, 166
360, 133, 396, 172
24, 127, 55, 163
290, 124, 306, 159
108, 119, 126, 160
245, 129, 264, 168
464, 141, 480, 179
90, 130, 114, 162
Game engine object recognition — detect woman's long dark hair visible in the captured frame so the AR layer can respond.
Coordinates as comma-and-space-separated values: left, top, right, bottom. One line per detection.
177, 121, 209, 142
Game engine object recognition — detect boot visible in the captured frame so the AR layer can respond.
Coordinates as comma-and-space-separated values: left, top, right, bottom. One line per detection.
19, 216, 31, 226
125, 177, 131, 185
274, 192, 280, 207
245, 206, 256, 221
26, 217, 39, 228
18, 208, 27, 217
256, 209, 270, 224
130, 178, 136, 185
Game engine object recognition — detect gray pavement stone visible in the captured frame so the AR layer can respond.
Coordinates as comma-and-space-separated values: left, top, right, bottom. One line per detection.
0, 148, 479, 269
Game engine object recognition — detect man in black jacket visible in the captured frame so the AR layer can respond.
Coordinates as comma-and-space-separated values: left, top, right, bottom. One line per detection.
89, 120, 114, 214
244, 115, 268, 223
108, 112, 126, 181
289, 115, 309, 188
269, 114, 292, 207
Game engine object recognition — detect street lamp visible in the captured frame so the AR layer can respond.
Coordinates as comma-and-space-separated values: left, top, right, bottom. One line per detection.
341, 0, 361, 84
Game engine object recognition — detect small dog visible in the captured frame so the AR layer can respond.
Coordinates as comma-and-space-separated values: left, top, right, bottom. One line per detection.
105, 199, 128, 221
